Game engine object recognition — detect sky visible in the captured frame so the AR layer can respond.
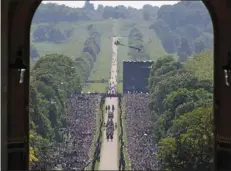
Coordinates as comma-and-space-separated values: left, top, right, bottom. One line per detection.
43, 1, 179, 9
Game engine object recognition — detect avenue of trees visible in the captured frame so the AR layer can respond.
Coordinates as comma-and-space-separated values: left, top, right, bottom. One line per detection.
76, 24, 101, 81
148, 51, 213, 170
128, 28, 150, 60
32, 1, 212, 62
31, 1, 212, 62
32, 2, 158, 23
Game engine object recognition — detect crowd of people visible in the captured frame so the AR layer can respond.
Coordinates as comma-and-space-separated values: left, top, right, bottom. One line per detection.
63, 94, 101, 169
124, 93, 158, 170
105, 106, 115, 141
33, 92, 160, 170
37, 94, 101, 170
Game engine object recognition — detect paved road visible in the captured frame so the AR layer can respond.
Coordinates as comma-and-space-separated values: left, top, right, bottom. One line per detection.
99, 37, 119, 170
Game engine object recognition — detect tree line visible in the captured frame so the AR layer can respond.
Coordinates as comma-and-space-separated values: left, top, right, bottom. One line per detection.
75, 24, 101, 81
33, 2, 158, 23
29, 24, 101, 166
149, 1, 213, 61
31, 45, 39, 60
128, 28, 150, 60
32, 24, 74, 43
148, 51, 213, 170
32, 1, 212, 62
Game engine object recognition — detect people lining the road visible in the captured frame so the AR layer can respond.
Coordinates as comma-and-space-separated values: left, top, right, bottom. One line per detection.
32, 94, 101, 170
60, 94, 101, 170
33, 37, 124, 170
124, 93, 158, 170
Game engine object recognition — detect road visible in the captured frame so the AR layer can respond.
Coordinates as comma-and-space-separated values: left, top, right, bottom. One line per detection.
98, 37, 119, 170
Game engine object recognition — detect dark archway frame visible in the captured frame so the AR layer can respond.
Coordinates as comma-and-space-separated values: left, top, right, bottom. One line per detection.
3, 0, 231, 170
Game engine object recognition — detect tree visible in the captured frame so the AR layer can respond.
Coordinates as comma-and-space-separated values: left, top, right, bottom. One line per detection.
47, 28, 65, 43
148, 51, 213, 170
84, 0, 94, 11
30, 45, 39, 60
161, 31, 177, 53
194, 38, 205, 53
29, 131, 39, 165
30, 53, 82, 138
128, 28, 150, 60
177, 37, 192, 61
142, 5, 158, 21
149, 1, 213, 56
33, 26, 47, 42
157, 106, 213, 170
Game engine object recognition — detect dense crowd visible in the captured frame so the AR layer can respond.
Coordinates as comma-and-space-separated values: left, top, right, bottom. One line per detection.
33, 94, 101, 170
61, 94, 101, 170
124, 93, 158, 170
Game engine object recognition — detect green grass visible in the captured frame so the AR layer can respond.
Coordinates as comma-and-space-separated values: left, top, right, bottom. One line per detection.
31, 19, 167, 92
86, 105, 101, 170
82, 83, 108, 93
184, 50, 213, 81
121, 99, 131, 170
94, 103, 106, 170
116, 35, 128, 93
86, 102, 105, 170
83, 21, 114, 93
114, 19, 166, 94
117, 83, 123, 93
88, 36, 112, 80
117, 100, 121, 167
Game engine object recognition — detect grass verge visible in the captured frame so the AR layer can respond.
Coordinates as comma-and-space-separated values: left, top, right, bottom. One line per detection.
86, 100, 105, 170
121, 99, 131, 170
95, 103, 105, 170
117, 99, 121, 167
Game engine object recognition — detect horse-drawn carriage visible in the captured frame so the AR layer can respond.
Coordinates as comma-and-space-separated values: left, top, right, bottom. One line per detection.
108, 111, 114, 119
106, 118, 114, 127
106, 127, 113, 141
106, 118, 114, 141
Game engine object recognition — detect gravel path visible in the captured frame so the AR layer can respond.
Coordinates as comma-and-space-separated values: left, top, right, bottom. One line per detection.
99, 37, 119, 170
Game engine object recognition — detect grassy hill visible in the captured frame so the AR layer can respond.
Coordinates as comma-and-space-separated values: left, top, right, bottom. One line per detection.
31, 1, 213, 93
31, 19, 166, 93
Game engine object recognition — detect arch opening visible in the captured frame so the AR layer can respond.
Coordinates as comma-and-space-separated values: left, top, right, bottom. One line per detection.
26, 2, 216, 169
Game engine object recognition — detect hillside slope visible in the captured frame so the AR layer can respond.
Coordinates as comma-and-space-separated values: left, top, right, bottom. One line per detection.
31, 18, 166, 92
31, 1, 213, 92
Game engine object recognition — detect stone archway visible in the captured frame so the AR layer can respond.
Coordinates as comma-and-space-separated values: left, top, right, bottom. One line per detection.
3, 0, 231, 170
